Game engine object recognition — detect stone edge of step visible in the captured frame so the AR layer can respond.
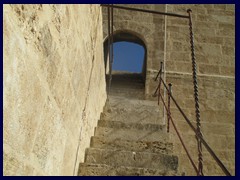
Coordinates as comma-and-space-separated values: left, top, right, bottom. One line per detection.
84, 147, 178, 171
78, 163, 180, 176
85, 147, 178, 159
90, 136, 173, 155
97, 120, 166, 132
108, 95, 158, 105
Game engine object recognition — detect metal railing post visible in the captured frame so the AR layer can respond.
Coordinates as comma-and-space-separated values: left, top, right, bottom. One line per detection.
153, 62, 163, 105
160, 76, 231, 176
111, 4, 114, 66
107, 6, 111, 95
157, 80, 198, 174
167, 83, 172, 133
107, 5, 114, 95
187, 9, 203, 176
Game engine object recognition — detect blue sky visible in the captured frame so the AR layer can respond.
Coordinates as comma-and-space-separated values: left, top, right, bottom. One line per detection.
112, 42, 145, 73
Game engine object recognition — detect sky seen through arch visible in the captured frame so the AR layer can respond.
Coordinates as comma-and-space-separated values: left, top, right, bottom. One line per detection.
112, 41, 145, 73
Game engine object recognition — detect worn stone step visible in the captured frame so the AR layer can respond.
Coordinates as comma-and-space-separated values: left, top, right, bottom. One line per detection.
109, 80, 144, 85
105, 96, 159, 112
109, 87, 144, 93
111, 76, 144, 81
84, 148, 178, 171
97, 120, 165, 131
94, 126, 168, 142
78, 163, 179, 176
110, 87, 144, 95
109, 84, 144, 89
101, 99, 163, 124
110, 74, 144, 80
90, 136, 173, 155
110, 81, 145, 87
109, 72, 144, 80
108, 90, 145, 99
101, 111, 162, 125
108, 95, 157, 107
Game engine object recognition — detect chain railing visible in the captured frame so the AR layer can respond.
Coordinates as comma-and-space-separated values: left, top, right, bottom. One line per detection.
153, 62, 232, 176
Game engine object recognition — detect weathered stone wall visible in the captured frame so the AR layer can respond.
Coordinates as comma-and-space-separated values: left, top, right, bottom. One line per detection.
102, 4, 166, 97
3, 4, 106, 176
165, 4, 235, 175
102, 4, 235, 176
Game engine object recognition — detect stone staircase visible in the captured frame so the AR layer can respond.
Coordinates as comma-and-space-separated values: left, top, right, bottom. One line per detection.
106, 72, 145, 99
78, 93, 180, 176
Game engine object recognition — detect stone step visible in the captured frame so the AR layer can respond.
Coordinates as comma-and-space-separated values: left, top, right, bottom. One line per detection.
109, 88, 144, 95
101, 111, 162, 124
94, 126, 168, 142
97, 120, 165, 131
101, 98, 163, 124
110, 74, 144, 80
109, 82, 144, 87
108, 95, 157, 107
90, 136, 173, 155
78, 163, 179, 176
110, 81, 145, 87
103, 95, 163, 122
108, 90, 145, 99
109, 72, 144, 80
84, 148, 178, 171
109, 86, 144, 92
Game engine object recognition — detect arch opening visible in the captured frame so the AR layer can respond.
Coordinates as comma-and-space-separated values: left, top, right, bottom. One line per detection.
104, 31, 147, 99
113, 41, 145, 73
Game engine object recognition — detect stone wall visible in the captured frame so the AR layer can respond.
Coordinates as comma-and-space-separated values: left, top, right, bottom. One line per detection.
102, 4, 167, 98
165, 4, 235, 175
102, 4, 235, 176
3, 4, 107, 175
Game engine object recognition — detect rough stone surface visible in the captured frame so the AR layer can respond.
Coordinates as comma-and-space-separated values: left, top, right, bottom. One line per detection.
3, 4, 235, 176
90, 136, 173, 155
3, 4, 107, 176
102, 4, 167, 97
84, 148, 178, 170
79, 95, 180, 176
79, 163, 181, 176
164, 5, 235, 175
107, 72, 145, 99
102, 4, 235, 176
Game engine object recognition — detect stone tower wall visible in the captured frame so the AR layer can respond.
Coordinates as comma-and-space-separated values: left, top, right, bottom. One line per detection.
3, 4, 107, 175
102, 4, 235, 175
102, 4, 167, 97
166, 4, 235, 175
3, 4, 235, 176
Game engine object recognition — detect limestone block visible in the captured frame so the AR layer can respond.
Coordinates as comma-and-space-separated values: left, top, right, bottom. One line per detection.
85, 148, 178, 170
79, 163, 179, 176
4, 4, 106, 176
90, 136, 173, 155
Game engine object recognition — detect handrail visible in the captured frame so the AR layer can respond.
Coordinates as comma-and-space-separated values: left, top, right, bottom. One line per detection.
103, 5, 231, 175
161, 77, 231, 176
153, 62, 232, 176
101, 4, 189, 19
158, 85, 198, 174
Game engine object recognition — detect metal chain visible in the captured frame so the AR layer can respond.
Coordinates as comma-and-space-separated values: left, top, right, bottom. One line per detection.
187, 9, 203, 176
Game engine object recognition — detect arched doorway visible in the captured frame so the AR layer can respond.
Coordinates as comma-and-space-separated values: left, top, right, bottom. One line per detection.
104, 31, 147, 99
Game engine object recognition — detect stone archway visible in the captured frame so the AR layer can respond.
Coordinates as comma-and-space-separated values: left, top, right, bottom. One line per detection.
102, 5, 166, 98
104, 31, 147, 99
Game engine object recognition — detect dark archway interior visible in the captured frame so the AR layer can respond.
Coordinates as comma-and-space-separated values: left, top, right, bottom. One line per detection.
104, 31, 147, 99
